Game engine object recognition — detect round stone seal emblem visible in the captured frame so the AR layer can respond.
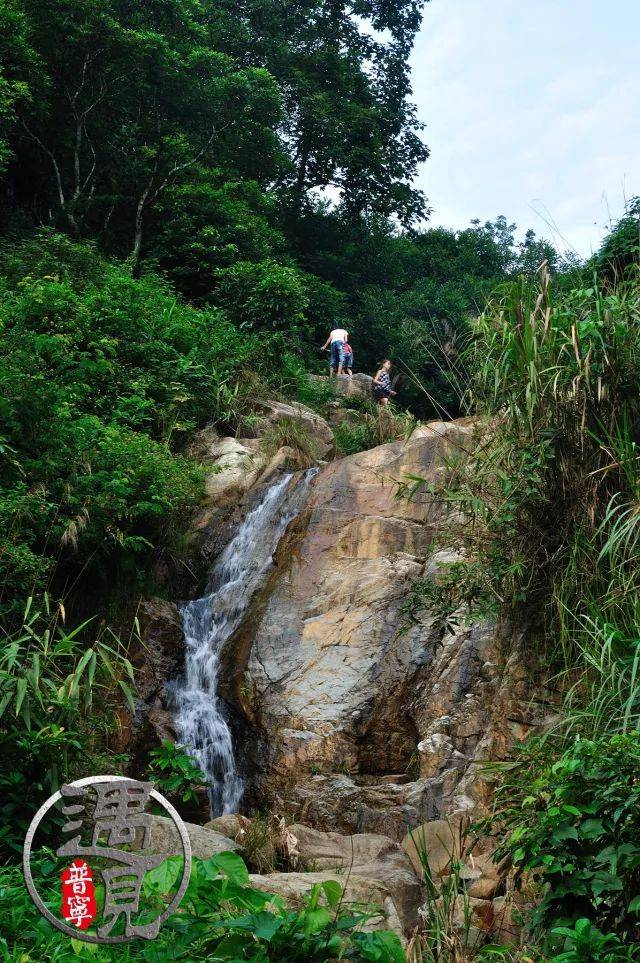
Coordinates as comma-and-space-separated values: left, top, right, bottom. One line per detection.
23, 775, 192, 944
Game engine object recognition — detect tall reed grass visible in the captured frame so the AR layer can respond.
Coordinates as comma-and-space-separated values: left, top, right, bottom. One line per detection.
436, 263, 640, 737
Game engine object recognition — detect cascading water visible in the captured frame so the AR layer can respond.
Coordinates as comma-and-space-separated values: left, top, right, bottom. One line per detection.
173, 470, 315, 816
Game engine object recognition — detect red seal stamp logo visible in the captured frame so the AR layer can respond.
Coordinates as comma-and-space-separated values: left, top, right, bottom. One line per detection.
61, 859, 97, 930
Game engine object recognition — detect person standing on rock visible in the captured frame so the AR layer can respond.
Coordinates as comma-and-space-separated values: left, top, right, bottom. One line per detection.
373, 359, 396, 405
321, 325, 349, 376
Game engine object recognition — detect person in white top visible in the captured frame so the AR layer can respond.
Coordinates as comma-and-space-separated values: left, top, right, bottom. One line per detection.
321, 327, 349, 376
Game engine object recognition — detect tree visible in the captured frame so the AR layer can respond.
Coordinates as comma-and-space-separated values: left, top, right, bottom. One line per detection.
593, 197, 640, 279
7, 0, 284, 260
209, 0, 430, 226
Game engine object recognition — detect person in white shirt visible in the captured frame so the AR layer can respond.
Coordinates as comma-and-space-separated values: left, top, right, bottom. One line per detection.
321, 327, 349, 376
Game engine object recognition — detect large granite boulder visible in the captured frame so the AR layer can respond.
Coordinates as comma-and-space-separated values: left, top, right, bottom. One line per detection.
250, 870, 406, 937
286, 823, 422, 932
200, 436, 266, 502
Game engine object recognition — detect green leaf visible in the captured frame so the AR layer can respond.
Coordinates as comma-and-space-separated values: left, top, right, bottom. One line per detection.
210, 851, 250, 885
580, 818, 605, 840
551, 823, 579, 843
15, 677, 27, 716
303, 907, 332, 936
119, 679, 136, 713
321, 879, 342, 908
72, 937, 99, 954
143, 856, 183, 896
222, 911, 284, 941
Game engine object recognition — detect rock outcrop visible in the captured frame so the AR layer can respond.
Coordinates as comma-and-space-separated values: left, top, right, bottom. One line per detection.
216, 418, 555, 840
287, 823, 423, 931
310, 372, 374, 399
243, 398, 335, 460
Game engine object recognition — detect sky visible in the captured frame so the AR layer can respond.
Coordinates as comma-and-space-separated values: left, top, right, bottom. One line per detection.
410, 0, 640, 257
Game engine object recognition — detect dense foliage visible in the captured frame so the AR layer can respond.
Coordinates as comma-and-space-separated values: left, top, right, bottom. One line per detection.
0, 0, 567, 417
495, 735, 640, 944
0, 594, 134, 859
0, 232, 262, 615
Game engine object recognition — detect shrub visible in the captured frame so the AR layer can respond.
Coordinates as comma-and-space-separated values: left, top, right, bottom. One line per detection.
148, 740, 208, 805
0, 595, 134, 859
493, 733, 640, 943
214, 259, 310, 335
414, 265, 640, 959
334, 406, 418, 455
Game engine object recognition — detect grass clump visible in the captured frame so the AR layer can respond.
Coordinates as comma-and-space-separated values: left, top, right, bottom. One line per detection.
334, 405, 418, 455
259, 416, 322, 467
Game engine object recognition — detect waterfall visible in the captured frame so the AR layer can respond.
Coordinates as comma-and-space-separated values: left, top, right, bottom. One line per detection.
173, 470, 315, 816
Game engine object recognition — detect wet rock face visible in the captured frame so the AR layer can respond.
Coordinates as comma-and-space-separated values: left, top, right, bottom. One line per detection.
134, 598, 185, 705
224, 419, 555, 831
116, 598, 184, 773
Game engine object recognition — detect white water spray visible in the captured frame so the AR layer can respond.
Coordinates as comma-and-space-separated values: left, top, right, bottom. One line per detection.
173, 471, 314, 815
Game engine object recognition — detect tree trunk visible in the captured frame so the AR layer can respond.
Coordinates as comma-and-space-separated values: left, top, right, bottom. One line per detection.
132, 183, 151, 267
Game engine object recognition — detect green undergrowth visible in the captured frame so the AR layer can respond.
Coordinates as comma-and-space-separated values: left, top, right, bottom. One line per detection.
0, 850, 405, 962
490, 734, 640, 947
0, 595, 134, 860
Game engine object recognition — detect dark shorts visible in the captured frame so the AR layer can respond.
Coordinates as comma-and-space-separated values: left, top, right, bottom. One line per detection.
374, 385, 391, 398
330, 341, 344, 368
341, 351, 353, 369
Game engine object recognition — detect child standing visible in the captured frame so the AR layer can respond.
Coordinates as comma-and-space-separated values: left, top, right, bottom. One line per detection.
373, 359, 396, 405
341, 340, 353, 376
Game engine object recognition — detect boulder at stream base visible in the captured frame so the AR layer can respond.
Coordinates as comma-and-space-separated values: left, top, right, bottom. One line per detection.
204, 813, 252, 842
401, 817, 466, 879
250, 871, 405, 938
144, 815, 417, 938
146, 815, 240, 859
286, 823, 422, 934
